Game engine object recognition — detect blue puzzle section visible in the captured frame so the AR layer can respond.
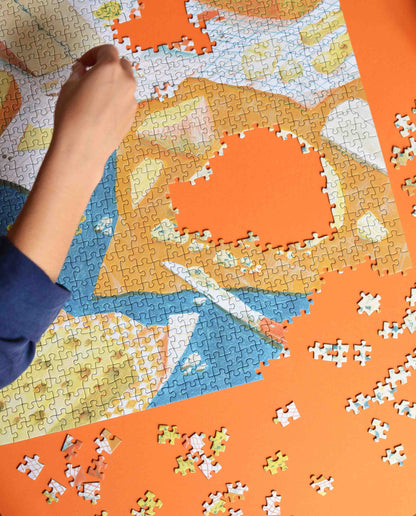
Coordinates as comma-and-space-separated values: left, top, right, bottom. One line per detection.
0, 152, 312, 404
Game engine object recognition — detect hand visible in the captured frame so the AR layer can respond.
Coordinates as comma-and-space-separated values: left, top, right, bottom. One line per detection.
50, 44, 137, 177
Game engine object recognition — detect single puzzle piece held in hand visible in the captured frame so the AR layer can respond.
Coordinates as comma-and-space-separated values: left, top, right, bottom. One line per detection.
202, 492, 226, 516
95, 428, 122, 455
17, 454, 44, 480
368, 418, 390, 442
78, 482, 101, 504
273, 401, 300, 427
174, 454, 197, 475
382, 445, 407, 467
158, 424, 181, 445
43, 479, 67, 503
225, 482, 249, 502
209, 427, 229, 456
262, 490, 281, 515
357, 292, 381, 315
263, 451, 288, 474
131, 491, 163, 516
310, 474, 334, 496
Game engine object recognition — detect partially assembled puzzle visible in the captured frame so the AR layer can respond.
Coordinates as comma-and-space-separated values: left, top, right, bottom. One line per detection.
0, 0, 411, 446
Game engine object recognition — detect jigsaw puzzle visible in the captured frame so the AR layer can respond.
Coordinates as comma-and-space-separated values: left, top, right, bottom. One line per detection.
0, 0, 412, 445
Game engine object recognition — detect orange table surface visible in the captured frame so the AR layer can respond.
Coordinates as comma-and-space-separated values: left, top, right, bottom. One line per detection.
2, 0, 416, 514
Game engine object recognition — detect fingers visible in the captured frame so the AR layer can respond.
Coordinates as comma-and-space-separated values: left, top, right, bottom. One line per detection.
77, 44, 119, 68
66, 61, 87, 83
119, 56, 135, 78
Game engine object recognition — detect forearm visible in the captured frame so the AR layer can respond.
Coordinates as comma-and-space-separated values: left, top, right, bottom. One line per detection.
7, 147, 103, 283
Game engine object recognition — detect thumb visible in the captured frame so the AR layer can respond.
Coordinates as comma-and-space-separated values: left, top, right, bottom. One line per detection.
66, 60, 86, 83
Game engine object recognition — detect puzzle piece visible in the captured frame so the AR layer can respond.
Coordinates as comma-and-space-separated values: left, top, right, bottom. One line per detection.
402, 309, 416, 333
394, 400, 416, 419
309, 340, 349, 367
394, 114, 416, 137
264, 451, 288, 474
43, 479, 66, 503
385, 366, 411, 388
273, 401, 300, 427
391, 137, 416, 169
382, 445, 407, 466
131, 491, 162, 516
310, 474, 334, 496
357, 292, 381, 315
78, 482, 101, 504
62, 434, 83, 460
378, 322, 403, 339
203, 492, 227, 515
183, 432, 205, 456
402, 177, 416, 196
198, 454, 222, 479
346, 393, 372, 414
95, 428, 122, 454
405, 350, 416, 370
262, 491, 281, 515
17, 454, 44, 480
158, 424, 181, 445
88, 455, 108, 480
368, 418, 390, 442
65, 463, 86, 488
372, 381, 397, 404
209, 427, 229, 456
354, 341, 372, 366
174, 454, 197, 475
225, 482, 249, 502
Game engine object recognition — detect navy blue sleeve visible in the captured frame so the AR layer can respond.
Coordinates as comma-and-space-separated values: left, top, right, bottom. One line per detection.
0, 235, 71, 389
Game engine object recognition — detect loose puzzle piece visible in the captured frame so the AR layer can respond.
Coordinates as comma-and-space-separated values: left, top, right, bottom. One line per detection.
394, 400, 416, 419
394, 114, 416, 137
264, 451, 289, 474
309, 340, 349, 367
382, 445, 407, 467
198, 454, 222, 479
378, 321, 403, 339
43, 479, 67, 503
65, 463, 87, 488
273, 401, 300, 427
372, 382, 397, 404
346, 393, 372, 414
402, 177, 416, 196
131, 491, 162, 516
203, 492, 227, 516
158, 424, 181, 445
310, 474, 334, 496
391, 137, 416, 169
357, 292, 381, 315
262, 491, 281, 515
88, 455, 108, 480
209, 427, 230, 456
17, 454, 44, 480
183, 432, 206, 456
225, 482, 249, 502
406, 285, 416, 306
95, 428, 122, 454
368, 418, 390, 442
174, 454, 197, 475
78, 482, 101, 504
62, 434, 83, 460
402, 309, 416, 333
354, 341, 372, 366
385, 366, 411, 388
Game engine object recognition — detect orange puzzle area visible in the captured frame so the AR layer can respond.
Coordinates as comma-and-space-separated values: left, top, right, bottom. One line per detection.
168, 126, 336, 248
2, 0, 416, 514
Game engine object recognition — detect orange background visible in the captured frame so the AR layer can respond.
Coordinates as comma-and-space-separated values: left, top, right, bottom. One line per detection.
1, 0, 416, 514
